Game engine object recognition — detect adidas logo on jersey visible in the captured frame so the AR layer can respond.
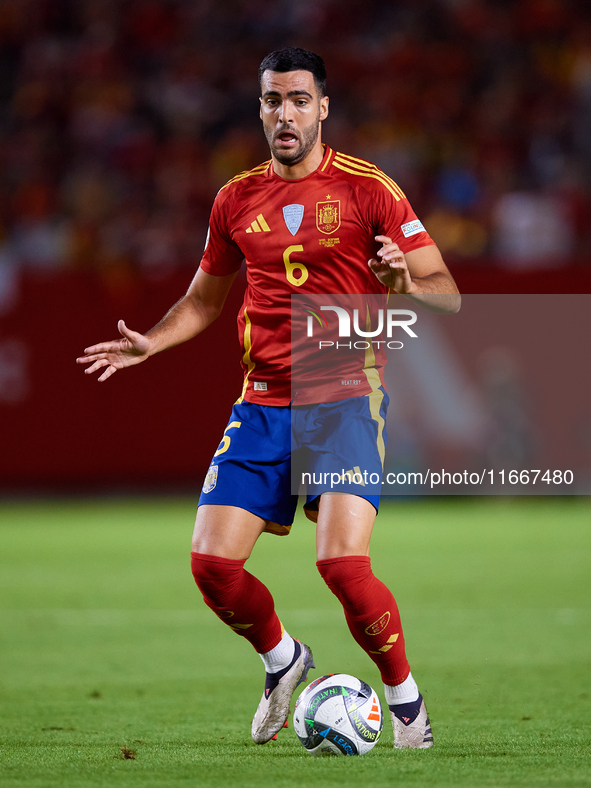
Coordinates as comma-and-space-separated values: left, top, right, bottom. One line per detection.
246, 214, 271, 233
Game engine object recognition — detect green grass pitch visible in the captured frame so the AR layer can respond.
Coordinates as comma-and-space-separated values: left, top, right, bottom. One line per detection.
0, 497, 590, 787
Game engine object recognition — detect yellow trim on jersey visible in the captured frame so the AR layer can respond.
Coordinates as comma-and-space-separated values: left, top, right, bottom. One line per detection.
321, 147, 334, 171
364, 370, 386, 466
226, 162, 269, 184
235, 307, 255, 404
333, 157, 405, 202
219, 162, 271, 193
362, 307, 386, 465
334, 152, 406, 199
334, 153, 406, 198
333, 158, 402, 202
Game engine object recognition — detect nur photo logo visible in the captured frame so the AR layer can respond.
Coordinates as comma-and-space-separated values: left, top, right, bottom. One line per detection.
302, 303, 418, 350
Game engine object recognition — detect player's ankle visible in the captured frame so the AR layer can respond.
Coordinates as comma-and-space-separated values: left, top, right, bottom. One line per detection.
384, 672, 419, 706
259, 630, 297, 674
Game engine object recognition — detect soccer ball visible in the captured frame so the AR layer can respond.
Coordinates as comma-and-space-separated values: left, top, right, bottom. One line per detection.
293, 674, 383, 756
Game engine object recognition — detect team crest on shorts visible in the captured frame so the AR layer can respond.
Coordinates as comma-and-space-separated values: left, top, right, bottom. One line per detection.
316, 199, 340, 234
202, 464, 218, 494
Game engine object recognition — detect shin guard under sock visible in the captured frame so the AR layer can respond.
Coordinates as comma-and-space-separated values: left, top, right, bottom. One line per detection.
317, 555, 410, 685
191, 552, 283, 653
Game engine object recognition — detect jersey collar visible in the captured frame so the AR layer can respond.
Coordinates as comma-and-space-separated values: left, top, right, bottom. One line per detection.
266, 144, 334, 182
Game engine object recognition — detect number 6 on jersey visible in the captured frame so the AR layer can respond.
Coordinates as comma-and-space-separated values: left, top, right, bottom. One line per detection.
283, 245, 308, 287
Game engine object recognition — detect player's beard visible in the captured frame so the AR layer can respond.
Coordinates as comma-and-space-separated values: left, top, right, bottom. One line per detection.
266, 113, 321, 167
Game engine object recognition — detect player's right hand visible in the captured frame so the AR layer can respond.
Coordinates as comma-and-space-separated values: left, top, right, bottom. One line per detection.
76, 320, 151, 382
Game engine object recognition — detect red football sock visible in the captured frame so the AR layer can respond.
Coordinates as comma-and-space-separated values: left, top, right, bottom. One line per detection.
317, 555, 410, 686
191, 552, 283, 654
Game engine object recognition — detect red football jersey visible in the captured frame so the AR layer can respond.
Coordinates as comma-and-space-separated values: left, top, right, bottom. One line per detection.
200, 145, 434, 406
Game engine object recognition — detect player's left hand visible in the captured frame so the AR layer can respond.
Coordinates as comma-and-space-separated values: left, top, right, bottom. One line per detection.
368, 236, 416, 294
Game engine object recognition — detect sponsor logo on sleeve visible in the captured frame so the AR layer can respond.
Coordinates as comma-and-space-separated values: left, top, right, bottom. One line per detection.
400, 219, 426, 238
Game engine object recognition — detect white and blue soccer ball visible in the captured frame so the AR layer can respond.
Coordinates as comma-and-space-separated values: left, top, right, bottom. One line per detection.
293, 673, 383, 756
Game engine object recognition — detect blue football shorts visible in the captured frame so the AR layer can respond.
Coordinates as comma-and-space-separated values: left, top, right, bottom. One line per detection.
198, 389, 388, 535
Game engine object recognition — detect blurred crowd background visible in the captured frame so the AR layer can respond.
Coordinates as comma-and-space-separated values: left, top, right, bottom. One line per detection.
1, 0, 590, 493
1, 0, 591, 299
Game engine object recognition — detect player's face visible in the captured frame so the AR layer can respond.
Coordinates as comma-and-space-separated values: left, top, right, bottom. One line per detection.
259, 70, 329, 167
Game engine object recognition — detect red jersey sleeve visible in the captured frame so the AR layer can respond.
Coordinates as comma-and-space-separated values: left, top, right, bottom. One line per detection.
370, 179, 435, 255
199, 187, 245, 275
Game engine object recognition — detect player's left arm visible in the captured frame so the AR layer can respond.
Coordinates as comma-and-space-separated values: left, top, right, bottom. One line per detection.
369, 236, 461, 314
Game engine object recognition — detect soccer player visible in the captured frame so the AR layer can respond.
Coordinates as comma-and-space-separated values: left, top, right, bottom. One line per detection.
77, 48, 460, 749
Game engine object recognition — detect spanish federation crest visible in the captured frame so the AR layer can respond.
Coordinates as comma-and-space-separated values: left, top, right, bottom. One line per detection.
365, 611, 391, 636
316, 199, 340, 234
283, 204, 304, 236
202, 464, 218, 494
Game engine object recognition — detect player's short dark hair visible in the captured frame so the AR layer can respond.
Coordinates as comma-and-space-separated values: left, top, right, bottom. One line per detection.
258, 47, 327, 97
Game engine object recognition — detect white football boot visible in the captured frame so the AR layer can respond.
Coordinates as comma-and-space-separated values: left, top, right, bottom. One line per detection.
251, 640, 314, 744
390, 694, 433, 748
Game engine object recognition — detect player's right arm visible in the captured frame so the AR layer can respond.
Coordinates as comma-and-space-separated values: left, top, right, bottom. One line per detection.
76, 268, 238, 382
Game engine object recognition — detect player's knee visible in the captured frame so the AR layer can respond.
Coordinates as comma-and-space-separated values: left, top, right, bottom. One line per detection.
190, 552, 245, 605
316, 556, 373, 604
